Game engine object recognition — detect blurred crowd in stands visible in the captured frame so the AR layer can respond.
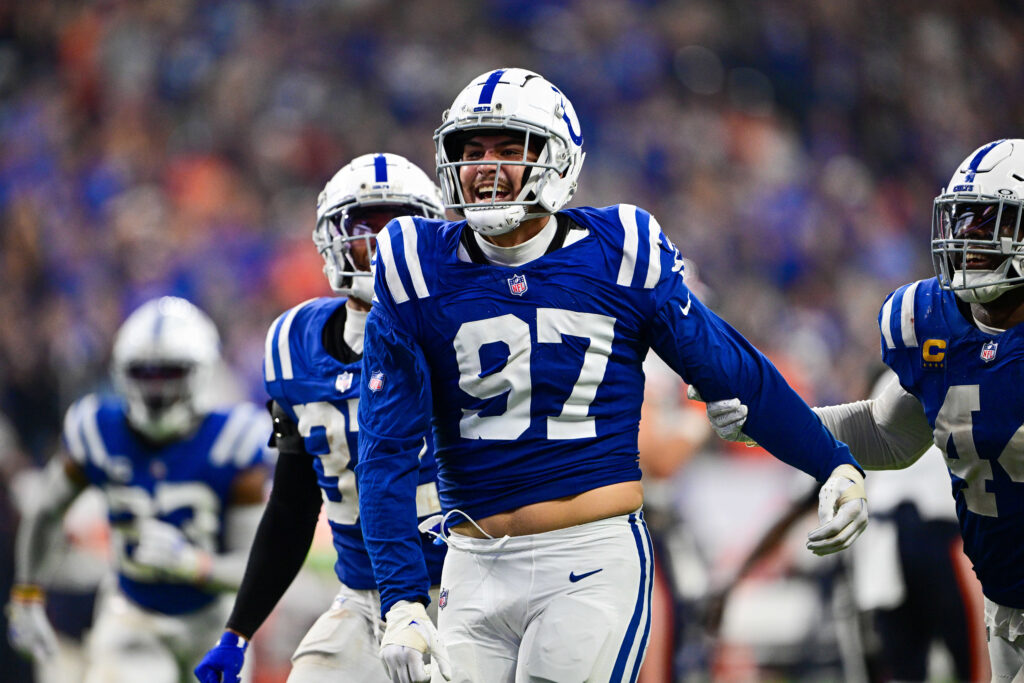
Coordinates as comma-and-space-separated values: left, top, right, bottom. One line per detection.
3, 0, 1022, 459
0, 1, 1020, 680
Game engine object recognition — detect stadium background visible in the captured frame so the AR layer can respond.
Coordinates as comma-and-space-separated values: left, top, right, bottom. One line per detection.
1, 0, 1019, 681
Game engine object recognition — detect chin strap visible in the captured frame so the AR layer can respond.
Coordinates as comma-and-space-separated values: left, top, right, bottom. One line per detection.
464, 205, 526, 236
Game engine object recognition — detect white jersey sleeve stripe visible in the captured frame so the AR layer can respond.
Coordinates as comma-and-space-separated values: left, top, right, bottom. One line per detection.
264, 311, 288, 383
63, 399, 88, 465
880, 294, 897, 350
211, 403, 258, 467
376, 227, 410, 304
899, 280, 921, 349
616, 204, 639, 286
276, 301, 315, 381
231, 409, 271, 468
397, 216, 430, 299
79, 395, 109, 470
644, 214, 663, 289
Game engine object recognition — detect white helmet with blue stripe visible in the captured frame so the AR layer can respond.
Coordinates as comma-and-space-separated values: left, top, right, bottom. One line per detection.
933, 139, 1024, 303
314, 153, 444, 302
111, 297, 220, 442
434, 68, 586, 236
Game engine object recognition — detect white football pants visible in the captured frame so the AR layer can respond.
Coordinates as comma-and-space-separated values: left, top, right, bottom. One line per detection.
84, 590, 249, 683
986, 597, 1024, 682
288, 582, 440, 683
438, 510, 653, 683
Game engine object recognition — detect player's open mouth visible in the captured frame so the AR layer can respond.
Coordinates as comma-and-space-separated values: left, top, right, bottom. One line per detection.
474, 184, 512, 202
964, 254, 1002, 269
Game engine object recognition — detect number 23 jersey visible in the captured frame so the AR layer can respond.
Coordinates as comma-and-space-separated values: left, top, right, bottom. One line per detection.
62, 395, 270, 614
881, 277, 1024, 608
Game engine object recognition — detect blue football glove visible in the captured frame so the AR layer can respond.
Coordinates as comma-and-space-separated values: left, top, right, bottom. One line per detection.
194, 631, 248, 683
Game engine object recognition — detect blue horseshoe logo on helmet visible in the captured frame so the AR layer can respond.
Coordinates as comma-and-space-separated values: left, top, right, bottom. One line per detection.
552, 87, 583, 146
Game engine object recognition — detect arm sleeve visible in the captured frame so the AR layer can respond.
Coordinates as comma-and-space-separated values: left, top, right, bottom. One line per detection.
648, 278, 859, 482
14, 456, 84, 585
356, 305, 433, 616
812, 375, 934, 470
225, 406, 322, 639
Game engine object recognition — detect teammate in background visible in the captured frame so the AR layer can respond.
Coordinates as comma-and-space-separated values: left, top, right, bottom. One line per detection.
194, 154, 447, 683
6, 296, 271, 683
698, 139, 1024, 681
356, 67, 869, 683
702, 370, 988, 682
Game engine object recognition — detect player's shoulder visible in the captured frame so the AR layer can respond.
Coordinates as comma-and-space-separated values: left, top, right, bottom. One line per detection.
264, 296, 342, 384
878, 277, 959, 352
203, 401, 273, 470
563, 204, 672, 290
374, 215, 454, 305
61, 392, 121, 467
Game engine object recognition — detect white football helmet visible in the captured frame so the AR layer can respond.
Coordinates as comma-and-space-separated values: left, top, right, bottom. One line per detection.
111, 297, 220, 442
314, 153, 444, 303
434, 68, 586, 236
933, 139, 1024, 303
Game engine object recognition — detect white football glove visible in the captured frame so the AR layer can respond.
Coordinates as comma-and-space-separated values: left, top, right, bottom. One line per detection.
380, 600, 451, 683
6, 585, 58, 661
807, 464, 868, 555
130, 518, 211, 583
686, 386, 757, 446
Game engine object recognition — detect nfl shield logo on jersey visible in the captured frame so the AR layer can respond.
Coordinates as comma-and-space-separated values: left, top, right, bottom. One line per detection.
439, 587, 448, 610
508, 273, 528, 296
335, 372, 354, 393
981, 341, 998, 362
368, 370, 385, 392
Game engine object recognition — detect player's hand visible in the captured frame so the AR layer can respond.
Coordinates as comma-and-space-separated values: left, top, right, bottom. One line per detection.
807, 464, 868, 555
6, 584, 58, 661
194, 631, 248, 683
132, 518, 211, 583
380, 600, 451, 683
686, 386, 757, 446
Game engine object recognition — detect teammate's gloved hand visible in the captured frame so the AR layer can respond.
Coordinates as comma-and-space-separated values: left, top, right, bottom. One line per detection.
807, 464, 868, 555
132, 518, 211, 583
380, 600, 451, 683
194, 631, 248, 683
6, 584, 58, 661
686, 386, 757, 446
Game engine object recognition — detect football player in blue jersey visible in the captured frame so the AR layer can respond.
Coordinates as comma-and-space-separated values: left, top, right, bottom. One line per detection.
193, 153, 448, 683
355, 67, 870, 683
5, 296, 271, 683
698, 139, 1024, 681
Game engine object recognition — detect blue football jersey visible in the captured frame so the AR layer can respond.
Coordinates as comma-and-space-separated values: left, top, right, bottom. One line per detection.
880, 277, 1024, 607
263, 297, 444, 590
61, 394, 271, 615
358, 205, 859, 611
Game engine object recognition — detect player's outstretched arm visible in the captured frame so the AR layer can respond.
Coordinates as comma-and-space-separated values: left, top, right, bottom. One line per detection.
7, 456, 85, 661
